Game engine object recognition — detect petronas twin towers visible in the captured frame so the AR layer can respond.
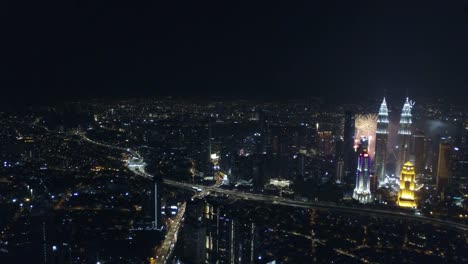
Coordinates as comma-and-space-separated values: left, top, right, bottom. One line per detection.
354, 97, 414, 203
374, 97, 415, 185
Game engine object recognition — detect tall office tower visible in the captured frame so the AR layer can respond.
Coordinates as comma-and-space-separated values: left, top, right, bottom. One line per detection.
151, 176, 163, 229
336, 159, 344, 183
412, 130, 425, 174
453, 148, 468, 189
353, 137, 372, 203
437, 143, 453, 192
343, 111, 356, 179
335, 136, 344, 159
397, 161, 416, 208
396, 98, 414, 177
208, 117, 213, 158
369, 173, 377, 193
182, 198, 206, 264
374, 98, 389, 185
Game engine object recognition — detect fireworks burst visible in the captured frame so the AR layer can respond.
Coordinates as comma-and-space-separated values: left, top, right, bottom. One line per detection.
354, 113, 378, 158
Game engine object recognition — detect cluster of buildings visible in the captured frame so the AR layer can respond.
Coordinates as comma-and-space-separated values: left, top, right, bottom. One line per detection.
348, 97, 466, 209
350, 97, 417, 205
176, 195, 468, 264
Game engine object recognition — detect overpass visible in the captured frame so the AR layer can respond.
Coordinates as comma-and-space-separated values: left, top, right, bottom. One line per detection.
163, 179, 468, 232
78, 132, 468, 233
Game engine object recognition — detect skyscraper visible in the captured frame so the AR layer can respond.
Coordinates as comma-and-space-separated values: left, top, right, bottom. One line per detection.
151, 176, 163, 229
182, 198, 206, 264
412, 130, 426, 174
374, 98, 389, 185
437, 143, 452, 192
353, 137, 372, 203
396, 98, 414, 177
343, 111, 356, 180
336, 159, 344, 183
335, 136, 344, 159
397, 161, 416, 208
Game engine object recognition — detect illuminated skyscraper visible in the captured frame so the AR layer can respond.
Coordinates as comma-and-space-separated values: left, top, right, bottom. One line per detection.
353, 137, 372, 203
396, 98, 414, 177
374, 98, 389, 185
397, 161, 416, 208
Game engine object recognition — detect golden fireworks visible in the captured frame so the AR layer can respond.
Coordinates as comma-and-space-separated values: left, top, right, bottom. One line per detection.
354, 113, 378, 157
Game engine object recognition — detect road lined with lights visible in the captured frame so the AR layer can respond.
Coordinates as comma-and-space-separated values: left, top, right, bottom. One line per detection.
152, 202, 186, 264
78, 133, 468, 234
163, 179, 468, 232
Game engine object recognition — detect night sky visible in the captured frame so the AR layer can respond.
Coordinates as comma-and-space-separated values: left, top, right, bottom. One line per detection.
1, 1, 467, 105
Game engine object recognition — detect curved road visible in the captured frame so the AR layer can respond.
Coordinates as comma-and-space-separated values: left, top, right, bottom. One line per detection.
163, 179, 468, 232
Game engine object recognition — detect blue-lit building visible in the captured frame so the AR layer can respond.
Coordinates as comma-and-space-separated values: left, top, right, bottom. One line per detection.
353, 137, 373, 203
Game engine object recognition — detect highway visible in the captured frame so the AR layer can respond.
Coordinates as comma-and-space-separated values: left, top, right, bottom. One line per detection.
164, 179, 468, 232
78, 133, 468, 234
152, 203, 186, 264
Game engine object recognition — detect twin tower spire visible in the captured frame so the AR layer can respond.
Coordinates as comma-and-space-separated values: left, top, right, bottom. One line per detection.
375, 97, 414, 183
376, 97, 414, 135
356, 97, 414, 203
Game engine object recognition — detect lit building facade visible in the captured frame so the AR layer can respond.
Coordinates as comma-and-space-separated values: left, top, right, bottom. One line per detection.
353, 137, 372, 203
374, 98, 389, 185
396, 98, 414, 177
397, 161, 416, 208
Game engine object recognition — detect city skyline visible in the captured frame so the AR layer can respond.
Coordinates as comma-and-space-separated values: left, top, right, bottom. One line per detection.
0, 1, 467, 263
0, 96, 466, 263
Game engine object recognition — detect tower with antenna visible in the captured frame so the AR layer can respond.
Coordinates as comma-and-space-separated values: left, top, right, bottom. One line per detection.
353, 137, 373, 203
396, 97, 415, 177
375, 98, 389, 185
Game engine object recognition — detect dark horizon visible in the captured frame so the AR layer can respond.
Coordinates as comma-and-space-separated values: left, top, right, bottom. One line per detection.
1, 0, 467, 106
